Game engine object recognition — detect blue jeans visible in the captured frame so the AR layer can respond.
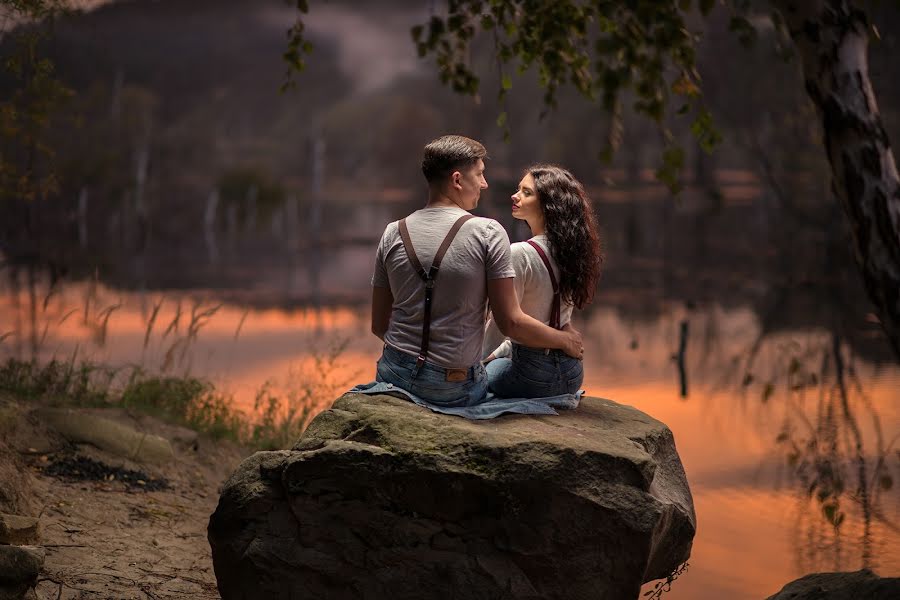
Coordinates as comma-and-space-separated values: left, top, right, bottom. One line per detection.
486, 344, 583, 398
375, 344, 488, 407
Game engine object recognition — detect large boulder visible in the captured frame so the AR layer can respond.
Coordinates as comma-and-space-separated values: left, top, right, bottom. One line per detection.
208, 394, 696, 600
766, 569, 900, 599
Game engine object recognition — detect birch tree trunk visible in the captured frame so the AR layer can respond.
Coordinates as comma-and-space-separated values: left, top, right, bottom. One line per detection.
772, 0, 900, 360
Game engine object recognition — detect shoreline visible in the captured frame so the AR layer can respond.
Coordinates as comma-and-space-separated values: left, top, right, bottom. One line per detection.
1, 385, 249, 599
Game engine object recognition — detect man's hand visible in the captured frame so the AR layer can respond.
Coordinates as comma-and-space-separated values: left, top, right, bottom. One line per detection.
488, 278, 584, 357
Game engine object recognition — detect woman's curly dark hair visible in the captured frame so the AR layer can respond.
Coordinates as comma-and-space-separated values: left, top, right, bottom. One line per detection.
528, 164, 602, 309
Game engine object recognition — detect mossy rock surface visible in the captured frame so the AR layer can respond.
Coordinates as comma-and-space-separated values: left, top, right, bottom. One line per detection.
209, 394, 696, 600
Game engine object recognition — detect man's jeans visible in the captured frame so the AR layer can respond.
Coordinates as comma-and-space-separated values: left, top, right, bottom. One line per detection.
486, 344, 583, 398
376, 344, 488, 407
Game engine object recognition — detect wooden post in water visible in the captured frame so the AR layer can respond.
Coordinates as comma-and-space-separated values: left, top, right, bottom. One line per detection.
285, 193, 300, 297
245, 184, 258, 234
676, 319, 689, 398
309, 133, 325, 322
205, 189, 219, 265
133, 138, 150, 310
77, 187, 88, 248
226, 202, 238, 252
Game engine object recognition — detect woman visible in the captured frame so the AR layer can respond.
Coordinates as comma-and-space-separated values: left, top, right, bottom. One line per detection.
483, 164, 601, 398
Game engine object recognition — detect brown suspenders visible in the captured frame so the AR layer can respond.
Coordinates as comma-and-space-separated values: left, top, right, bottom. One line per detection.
397, 214, 475, 369
525, 239, 561, 329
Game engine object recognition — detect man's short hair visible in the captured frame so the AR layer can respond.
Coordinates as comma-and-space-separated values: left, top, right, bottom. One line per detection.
421, 135, 487, 184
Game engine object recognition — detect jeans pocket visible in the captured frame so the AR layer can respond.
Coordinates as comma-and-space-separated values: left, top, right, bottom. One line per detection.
377, 357, 409, 387
411, 379, 474, 405
515, 362, 561, 387
516, 357, 559, 382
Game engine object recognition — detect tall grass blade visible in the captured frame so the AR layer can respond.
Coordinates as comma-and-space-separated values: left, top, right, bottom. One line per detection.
144, 297, 164, 350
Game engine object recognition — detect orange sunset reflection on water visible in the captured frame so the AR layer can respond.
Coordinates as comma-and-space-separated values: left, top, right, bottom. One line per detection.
2, 283, 899, 599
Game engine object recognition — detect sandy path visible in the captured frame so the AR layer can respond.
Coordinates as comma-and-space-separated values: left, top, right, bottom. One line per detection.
5, 407, 247, 600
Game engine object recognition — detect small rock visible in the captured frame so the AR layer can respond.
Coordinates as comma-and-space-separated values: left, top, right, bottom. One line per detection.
0, 583, 31, 600
766, 569, 900, 599
0, 514, 40, 545
0, 545, 44, 589
0, 583, 39, 600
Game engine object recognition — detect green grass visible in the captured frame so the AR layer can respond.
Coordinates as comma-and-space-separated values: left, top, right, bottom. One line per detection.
0, 357, 318, 450
0, 357, 114, 407
119, 374, 247, 442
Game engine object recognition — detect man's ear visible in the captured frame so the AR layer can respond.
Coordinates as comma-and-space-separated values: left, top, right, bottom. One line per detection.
451, 170, 463, 190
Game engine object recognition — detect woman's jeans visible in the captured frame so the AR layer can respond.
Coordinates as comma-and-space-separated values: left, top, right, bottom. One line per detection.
376, 344, 487, 407
486, 343, 583, 398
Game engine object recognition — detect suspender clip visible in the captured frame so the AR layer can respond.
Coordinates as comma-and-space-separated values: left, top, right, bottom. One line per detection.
425, 279, 435, 289
416, 356, 426, 369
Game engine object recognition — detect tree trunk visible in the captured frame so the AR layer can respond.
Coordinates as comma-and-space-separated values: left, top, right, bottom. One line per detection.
772, 0, 900, 360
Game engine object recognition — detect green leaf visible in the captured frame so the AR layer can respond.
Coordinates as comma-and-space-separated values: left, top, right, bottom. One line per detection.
655, 145, 685, 193
671, 73, 700, 98
496, 111, 507, 128
690, 108, 722, 153
501, 74, 512, 90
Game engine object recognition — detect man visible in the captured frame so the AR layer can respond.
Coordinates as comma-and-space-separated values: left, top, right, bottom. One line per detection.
366, 135, 583, 411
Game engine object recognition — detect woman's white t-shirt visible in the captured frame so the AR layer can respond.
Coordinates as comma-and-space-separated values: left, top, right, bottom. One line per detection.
482, 234, 574, 359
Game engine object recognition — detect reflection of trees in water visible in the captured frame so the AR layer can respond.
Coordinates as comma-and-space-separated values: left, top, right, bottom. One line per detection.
733, 329, 898, 573
0, 264, 119, 361
632, 295, 899, 572
0, 264, 229, 379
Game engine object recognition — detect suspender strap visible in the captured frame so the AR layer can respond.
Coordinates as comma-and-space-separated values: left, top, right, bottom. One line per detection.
398, 214, 476, 367
526, 239, 561, 329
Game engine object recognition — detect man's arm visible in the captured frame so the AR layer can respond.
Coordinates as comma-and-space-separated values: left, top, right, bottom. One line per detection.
487, 277, 582, 358
371, 285, 393, 340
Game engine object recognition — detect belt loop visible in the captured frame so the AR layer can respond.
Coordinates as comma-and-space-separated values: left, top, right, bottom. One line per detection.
412, 355, 425, 378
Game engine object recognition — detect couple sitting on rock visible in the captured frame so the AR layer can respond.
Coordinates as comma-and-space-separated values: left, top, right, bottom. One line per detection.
351, 135, 602, 419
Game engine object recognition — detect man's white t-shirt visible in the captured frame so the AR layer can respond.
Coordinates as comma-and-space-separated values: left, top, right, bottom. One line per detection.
372, 206, 515, 368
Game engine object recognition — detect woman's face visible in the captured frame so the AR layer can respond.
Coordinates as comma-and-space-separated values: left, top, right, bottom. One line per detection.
511, 173, 543, 225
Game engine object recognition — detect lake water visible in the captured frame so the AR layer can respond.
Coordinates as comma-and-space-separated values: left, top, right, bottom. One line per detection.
1, 276, 897, 599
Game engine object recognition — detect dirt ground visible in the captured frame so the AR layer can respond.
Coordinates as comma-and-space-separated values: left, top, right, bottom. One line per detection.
1, 397, 248, 600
